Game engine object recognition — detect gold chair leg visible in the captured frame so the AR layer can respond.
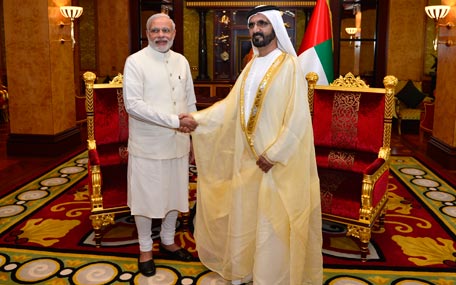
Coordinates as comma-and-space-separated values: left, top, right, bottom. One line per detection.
374, 207, 387, 230
93, 228, 102, 248
360, 241, 369, 262
180, 212, 191, 232
359, 228, 372, 262
90, 213, 115, 247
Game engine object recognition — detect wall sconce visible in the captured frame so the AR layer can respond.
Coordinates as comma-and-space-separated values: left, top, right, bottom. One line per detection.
345, 27, 358, 46
425, 5, 454, 50
59, 6, 83, 49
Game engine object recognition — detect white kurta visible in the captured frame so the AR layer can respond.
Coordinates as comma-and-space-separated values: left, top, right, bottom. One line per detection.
192, 52, 323, 285
123, 46, 197, 218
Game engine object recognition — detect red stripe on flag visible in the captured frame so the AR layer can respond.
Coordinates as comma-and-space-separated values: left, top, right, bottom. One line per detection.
298, 0, 332, 55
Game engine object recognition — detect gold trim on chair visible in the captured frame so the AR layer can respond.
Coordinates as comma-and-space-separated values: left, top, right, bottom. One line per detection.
83, 71, 130, 247
83, 72, 96, 150
306, 72, 398, 261
383, 75, 399, 149
330, 72, 369, 88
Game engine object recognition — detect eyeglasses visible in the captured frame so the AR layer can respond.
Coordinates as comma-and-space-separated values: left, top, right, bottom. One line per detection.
148, 27, 172, 34
247, 20, 270, 29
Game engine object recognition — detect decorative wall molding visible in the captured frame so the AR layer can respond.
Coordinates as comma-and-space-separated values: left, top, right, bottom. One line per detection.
7, 127, 82, 156
427, 136, 456, 170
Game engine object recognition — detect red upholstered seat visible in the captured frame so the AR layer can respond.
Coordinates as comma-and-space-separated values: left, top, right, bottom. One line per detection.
314, 147, 380, 173
306, 72, 398, 261
83, 72, 130, 247
318, 164, 389, 220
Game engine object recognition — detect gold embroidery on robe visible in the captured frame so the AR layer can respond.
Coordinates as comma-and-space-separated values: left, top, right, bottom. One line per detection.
239, 52, 287, 158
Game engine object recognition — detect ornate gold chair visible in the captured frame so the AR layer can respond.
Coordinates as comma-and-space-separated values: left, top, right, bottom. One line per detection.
83, 71, 130, 247
306, 72, 397, 261
393, 80, 432, 135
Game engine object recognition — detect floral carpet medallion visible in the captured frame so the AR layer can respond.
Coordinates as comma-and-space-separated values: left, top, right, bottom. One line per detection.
0, 153, 455, 284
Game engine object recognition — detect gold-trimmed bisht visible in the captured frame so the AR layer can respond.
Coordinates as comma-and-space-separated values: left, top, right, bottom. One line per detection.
239, 52, 287, 159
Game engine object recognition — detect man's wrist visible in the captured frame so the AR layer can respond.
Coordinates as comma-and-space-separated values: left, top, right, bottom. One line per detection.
262, 153, 274, 165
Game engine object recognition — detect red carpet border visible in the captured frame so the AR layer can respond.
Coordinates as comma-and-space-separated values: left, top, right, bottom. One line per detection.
0, 152, 455, 284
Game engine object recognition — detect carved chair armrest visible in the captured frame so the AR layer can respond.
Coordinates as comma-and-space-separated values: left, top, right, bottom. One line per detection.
87, 149, 102, 201
418, 96, 434, 110
360, 158, 389, 216
423, 96, 434, 103
88, 148, 100, 166
363, 157, 385, 175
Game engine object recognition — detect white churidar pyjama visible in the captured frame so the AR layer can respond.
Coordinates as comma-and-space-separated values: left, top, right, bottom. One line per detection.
135, 211, 179, 252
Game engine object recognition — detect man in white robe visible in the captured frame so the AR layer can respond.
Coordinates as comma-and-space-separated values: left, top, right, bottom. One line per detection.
190, 5, 323, 285
123, 13, 197, 277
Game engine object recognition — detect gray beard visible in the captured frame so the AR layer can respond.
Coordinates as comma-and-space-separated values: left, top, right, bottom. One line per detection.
252, 32, 276, 48
150, 39, 174, 53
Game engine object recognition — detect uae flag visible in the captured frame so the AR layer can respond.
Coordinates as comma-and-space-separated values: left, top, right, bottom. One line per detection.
298, 0, 334, 85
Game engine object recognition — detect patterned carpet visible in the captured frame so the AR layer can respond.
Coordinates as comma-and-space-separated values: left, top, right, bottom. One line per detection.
0, 152, 455, 284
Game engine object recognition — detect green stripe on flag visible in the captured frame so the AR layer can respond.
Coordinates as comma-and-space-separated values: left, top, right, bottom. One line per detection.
314, 39, 334, 83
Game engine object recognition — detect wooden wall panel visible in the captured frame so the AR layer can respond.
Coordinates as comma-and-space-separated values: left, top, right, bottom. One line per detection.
433, 0, 456, 147
4, 0, 76, 135
386, 0, 427, 81
96, 0, 130, 78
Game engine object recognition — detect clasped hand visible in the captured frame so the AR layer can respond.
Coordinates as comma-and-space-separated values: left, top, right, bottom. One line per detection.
256, 155, 274, 173
178, 114, 198, 133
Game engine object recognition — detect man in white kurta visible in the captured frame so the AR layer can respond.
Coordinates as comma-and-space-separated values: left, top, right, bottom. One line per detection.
191, 6, 323, 285
123, 13, 197, 277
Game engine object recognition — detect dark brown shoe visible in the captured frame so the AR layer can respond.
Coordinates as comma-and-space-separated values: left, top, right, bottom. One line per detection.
159, 244, 193, 261
138, 258, 156, 277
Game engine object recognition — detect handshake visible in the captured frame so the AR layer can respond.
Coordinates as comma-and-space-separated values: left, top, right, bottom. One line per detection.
178, 113, 198, 133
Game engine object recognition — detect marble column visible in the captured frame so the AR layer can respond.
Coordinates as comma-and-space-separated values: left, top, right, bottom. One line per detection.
427, 0, 456, 169
3, 0, 80, 155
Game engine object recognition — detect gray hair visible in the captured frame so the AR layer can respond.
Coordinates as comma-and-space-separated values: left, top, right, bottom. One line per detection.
146, 13, 176, 31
